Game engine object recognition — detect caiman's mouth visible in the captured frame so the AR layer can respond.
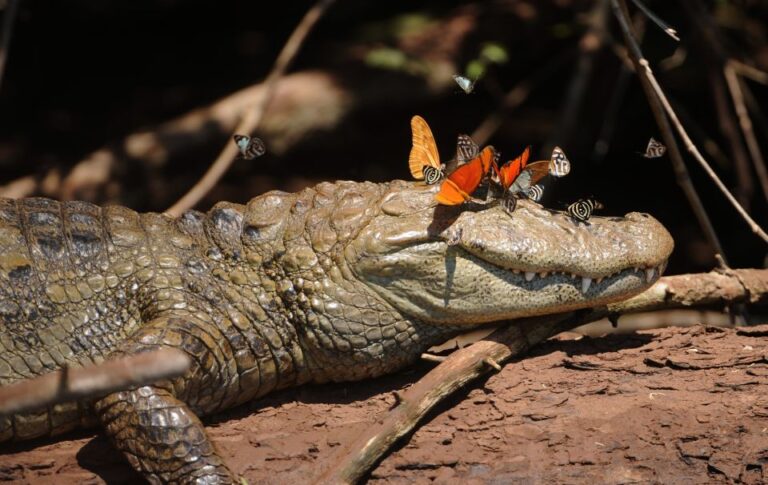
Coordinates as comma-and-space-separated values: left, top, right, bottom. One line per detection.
347, 182, 674, 325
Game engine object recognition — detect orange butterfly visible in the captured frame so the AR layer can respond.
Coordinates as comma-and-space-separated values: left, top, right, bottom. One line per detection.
435, 146, 496, 205
408, 115, 444, 185
492, 146, 550, 195
491, 146, 551, 212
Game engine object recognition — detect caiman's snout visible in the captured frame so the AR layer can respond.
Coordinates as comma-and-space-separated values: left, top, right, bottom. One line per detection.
349, 183, 674, 325
442, 202, 673, 281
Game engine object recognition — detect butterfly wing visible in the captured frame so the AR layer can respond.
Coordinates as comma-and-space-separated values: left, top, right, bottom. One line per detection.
436, 146, 495, 205
233, 134, 250, 152
246, 137, 266, 158
495, 146, 530, 190
435, 178, 471, 205
644, 137, 666, 158
455, 134, 479, 164
453, 75, 475, 93
550, 146, 570, 177
409, 115, 441, 180
508, 160, 550, 194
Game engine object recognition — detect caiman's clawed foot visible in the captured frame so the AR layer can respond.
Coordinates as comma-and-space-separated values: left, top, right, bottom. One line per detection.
96, 386, 234, 484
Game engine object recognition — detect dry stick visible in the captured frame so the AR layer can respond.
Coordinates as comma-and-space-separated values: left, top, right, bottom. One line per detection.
610, 0, 730, 261
0, 0, 20, 93
0, 348, 190, 416
316, 268, 768, 485
315, 313, 575, 485
165, 0, 337, 217
683, 0, 754, 206
613, 0, 768, 244
730, 60, 768, 85
724, 62, 768, 203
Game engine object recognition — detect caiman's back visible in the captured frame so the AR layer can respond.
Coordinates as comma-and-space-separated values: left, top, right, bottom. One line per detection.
0, 197, 193, 440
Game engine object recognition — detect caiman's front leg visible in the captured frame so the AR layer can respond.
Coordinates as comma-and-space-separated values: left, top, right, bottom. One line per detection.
95, 315, 237, 484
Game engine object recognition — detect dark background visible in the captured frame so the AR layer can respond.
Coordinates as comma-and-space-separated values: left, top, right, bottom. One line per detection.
0, 0, 766, 275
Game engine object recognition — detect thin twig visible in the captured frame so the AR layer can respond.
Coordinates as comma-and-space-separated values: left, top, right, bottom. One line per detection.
611, 0, 732, 260
730, 59, 768, 85
0, 0, 20, 94
165, 0, 337, 217
611, 0, 768, 246
724, 61, 768, 203
317, 268, 768, 484
0, 348, 191, 415
683, 0, 753, 206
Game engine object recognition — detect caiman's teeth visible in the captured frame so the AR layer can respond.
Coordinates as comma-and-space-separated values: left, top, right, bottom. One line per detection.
512, 269, 521, 274
525, 271, 536, 282
645, 267, 655, 283
539, 271, 548, 278
633, 267, 640, 273
581, 277, 592, 293
571, 273, 577, 279
596, 277, 603, 284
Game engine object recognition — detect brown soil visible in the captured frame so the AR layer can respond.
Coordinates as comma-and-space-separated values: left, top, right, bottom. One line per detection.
1, 324, 767, 484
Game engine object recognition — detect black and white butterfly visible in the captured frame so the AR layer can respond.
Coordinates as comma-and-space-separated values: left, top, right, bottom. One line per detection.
524, 184, 544, 202
453, 75, 476, 94
549, 146, 571, 177
643, 137, 666, 158
566, 198, 603, 223
233, 134, 266, 160
422, 165, 444, 185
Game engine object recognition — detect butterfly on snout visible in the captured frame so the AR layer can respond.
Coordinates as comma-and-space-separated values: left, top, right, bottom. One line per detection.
491, 146, 551, 212
408, 116, 446, 185
233, 134, 266, 160
435, 146, 496, 205
566, 198, 603, 223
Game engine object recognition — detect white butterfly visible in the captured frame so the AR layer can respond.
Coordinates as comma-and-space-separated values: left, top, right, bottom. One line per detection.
452, 75, 476, 94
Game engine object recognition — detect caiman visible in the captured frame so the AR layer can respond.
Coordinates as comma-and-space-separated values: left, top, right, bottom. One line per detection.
0, 180, 673, 483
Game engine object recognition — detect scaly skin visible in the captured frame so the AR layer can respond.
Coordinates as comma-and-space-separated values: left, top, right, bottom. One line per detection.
0, 180, 673, 483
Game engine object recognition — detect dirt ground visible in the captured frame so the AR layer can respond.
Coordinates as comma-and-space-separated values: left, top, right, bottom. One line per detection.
1, 323, 767, 484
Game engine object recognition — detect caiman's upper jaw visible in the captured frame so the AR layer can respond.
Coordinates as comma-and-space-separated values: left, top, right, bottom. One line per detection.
346, 182, 674, 325
439, 199, 672, 283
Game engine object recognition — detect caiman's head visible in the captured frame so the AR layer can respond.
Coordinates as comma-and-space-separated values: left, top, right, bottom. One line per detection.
345, 180, 673, 324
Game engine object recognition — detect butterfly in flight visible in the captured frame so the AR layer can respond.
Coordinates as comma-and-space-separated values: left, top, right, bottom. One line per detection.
452, 75, 476, 94
550, 146, 571, 177
435, 146, 496, 205
233, 134, 266, 160
408, 115, 447, 185
566, 198, 603, 223
642, 137, 666, 158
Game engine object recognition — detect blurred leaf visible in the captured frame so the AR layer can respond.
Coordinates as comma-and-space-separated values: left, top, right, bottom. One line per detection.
466, 60, 486, 80
480, 42, 509, 65
365, 47, 409, 70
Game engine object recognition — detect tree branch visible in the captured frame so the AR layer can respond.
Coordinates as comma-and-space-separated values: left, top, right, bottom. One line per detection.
165, 0, 337, 217
317, 268, 768, 484
612, 0, 768, 246
0, 348, 190, 416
